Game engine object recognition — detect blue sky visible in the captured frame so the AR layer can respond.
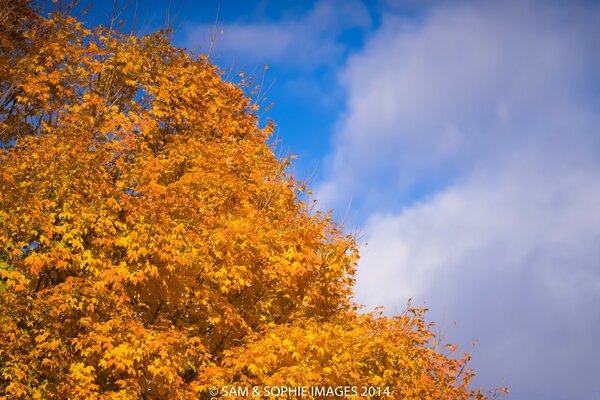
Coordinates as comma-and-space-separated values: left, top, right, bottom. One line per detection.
73, 1, 600, 399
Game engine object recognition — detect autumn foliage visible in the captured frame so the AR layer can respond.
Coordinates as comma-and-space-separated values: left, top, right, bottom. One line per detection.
1, 2, 496, 399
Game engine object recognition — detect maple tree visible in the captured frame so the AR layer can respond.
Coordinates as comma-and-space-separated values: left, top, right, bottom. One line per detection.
0, 1, 503, 399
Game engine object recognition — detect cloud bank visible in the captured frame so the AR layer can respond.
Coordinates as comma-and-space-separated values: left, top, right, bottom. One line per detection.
320, 1, 600, 399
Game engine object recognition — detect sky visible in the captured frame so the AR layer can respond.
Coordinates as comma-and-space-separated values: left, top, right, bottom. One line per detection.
72, 0, 600, 399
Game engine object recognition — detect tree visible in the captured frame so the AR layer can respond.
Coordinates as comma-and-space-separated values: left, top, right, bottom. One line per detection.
0, 2, 501, 399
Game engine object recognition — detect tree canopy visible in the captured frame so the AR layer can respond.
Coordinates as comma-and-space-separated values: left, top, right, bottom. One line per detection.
0, 1, 500, 399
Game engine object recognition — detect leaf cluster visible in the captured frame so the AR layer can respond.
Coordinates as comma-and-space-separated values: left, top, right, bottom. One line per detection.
0, 2, 502, 399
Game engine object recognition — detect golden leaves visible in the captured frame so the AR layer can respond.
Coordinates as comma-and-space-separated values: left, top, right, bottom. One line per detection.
0, 3, 497, 400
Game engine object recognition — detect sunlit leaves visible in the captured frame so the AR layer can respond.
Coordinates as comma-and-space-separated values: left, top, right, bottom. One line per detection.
0, 2, 499, 399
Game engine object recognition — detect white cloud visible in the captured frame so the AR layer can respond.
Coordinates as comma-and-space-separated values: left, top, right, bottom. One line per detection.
319, 0, 600, 214
354, 163, 600, 398
320, 1, 600, 398
186, 0, 371, 69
